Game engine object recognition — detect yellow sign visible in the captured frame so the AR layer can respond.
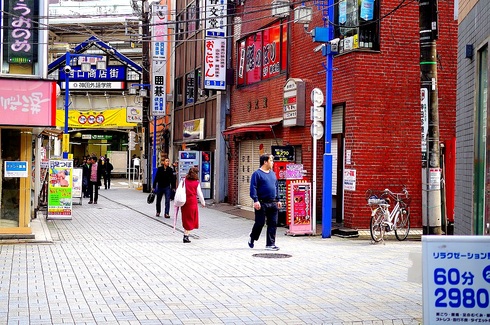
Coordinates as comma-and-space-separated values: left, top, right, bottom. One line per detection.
62, 134, 70, 152
56, 108, 138, 129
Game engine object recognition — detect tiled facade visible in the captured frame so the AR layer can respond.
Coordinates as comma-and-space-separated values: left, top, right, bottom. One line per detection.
455, 0, 490, 234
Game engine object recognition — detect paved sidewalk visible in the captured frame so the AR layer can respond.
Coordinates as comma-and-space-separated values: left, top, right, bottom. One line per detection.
0, 181, 423, 324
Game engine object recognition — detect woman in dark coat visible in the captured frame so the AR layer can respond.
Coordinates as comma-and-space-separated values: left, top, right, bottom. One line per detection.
180, 166, 205, 243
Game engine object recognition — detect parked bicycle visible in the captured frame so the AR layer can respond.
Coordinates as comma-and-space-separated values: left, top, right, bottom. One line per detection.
366, 187, 411, 242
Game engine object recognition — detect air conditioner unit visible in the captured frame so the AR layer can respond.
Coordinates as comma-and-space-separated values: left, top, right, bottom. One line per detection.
271, 0, 290, 18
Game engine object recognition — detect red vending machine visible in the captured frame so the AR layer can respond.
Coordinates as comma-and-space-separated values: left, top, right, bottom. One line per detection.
272, 146, 295, 226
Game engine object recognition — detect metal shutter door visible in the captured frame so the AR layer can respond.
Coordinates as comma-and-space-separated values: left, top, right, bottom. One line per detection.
238, 139, 282, 210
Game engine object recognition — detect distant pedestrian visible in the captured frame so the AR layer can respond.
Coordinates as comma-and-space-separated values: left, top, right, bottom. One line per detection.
104, 158, 114, 189
81, 157, 90, 198
248, 154, 282, 250
152, 158, 176, 218
180, 166, 205, 243
88, 156, 102, 204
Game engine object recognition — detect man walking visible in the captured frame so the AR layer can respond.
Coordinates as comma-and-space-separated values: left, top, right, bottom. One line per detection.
152, 157, 176, 218
248, 154, 282, 250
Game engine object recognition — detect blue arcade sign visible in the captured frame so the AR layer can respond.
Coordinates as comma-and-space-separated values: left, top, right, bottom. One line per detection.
59, 65, 127, 81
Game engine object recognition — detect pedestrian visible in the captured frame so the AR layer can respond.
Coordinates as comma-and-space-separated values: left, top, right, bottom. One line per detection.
180, 166, 206, 243
81, 157, 90, 198
248, 154, 282, 251
99, 156, 106, 189
88, 156, 102, 204
152, 157, 176, 218
171, 160, 179, 200
104, 158, 114, 189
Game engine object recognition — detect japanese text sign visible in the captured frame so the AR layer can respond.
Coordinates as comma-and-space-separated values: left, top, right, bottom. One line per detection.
205, 0, 227, 37
151, 4, 167, 60
6, 0, 36, 64
423, 236, 490, 324
0, 78, 56, 126
204, 38, 226, 90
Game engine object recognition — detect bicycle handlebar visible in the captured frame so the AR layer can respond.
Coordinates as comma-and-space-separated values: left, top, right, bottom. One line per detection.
382, 187, 409, 199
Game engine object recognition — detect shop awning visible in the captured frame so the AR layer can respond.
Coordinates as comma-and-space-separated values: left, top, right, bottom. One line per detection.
40, 128, 63, 139
222, 118, 282, 136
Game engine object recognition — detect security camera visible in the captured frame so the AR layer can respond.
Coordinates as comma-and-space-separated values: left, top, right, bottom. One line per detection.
313, 44, 325, 53
63, 65, 72, 73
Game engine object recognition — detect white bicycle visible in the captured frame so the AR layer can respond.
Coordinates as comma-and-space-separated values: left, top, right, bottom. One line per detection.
366, 187, 411, 242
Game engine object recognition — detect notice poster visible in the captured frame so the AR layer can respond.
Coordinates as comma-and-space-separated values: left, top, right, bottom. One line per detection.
47, 160, 73, 220
423, 236, 490, 324
72, 168, 83, 204
286, 181, 313, 236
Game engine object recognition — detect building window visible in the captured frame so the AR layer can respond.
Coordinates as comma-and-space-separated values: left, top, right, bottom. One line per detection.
187, 2, 197, 35
176, 13, 185, 43
186, 71, 196, 105
335, 0, 380, 53
475, 45, 489, 235
175, 77, 183, 107
236, 20, 288, 87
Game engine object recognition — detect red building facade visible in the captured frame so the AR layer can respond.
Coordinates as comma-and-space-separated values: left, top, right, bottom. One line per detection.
225, 0, 456, 230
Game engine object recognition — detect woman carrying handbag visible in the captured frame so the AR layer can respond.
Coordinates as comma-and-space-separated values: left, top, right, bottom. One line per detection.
178, 167, 205, 243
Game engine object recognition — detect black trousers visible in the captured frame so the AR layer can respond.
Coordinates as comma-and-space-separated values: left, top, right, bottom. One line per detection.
88, 181, 99, 202
104, 173, 111, 189
250, 201, 278, 247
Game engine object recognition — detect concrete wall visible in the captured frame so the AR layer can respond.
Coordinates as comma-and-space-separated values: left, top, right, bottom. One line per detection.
455, 0, 490, 234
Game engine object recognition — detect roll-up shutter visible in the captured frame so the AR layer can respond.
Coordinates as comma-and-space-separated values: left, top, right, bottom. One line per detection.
238, 139, 282, 209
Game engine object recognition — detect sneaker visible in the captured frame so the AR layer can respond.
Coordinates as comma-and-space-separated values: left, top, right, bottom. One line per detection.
248, 238, 254, 249
156, 213, 160, 217
265, 245, 280, 251
164, 214, 170, 218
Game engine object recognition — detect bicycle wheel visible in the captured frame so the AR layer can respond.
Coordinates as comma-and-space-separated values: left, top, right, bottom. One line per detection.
370, 209, 385, 242
395, 207, 410, 241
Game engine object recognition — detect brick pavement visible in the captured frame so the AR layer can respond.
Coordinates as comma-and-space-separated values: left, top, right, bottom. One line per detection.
0, 180, 422, 324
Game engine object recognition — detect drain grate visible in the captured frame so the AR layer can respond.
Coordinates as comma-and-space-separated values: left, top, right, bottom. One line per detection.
253, 253, 292, 258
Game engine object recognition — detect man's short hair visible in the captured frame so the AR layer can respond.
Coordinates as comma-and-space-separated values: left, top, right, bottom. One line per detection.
259, 154, 272, 166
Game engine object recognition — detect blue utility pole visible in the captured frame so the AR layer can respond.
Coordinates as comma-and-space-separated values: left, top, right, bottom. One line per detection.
313, 0, 334, 238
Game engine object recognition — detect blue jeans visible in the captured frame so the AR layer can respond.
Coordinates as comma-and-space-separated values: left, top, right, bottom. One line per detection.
250, 202, 278, 246
156, 186, 171, 215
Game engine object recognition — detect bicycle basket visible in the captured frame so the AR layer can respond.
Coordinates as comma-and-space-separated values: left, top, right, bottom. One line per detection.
368, 198, 387, 206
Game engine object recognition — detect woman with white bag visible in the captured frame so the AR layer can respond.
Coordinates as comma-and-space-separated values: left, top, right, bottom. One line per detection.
177, 166, 205, 243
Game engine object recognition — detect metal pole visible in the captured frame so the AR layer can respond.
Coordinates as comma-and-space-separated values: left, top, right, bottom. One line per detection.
64, 51, 70, 134
420, 0, 442, 235
152, 116, 157, 183
321, 0, 334, 238
142, 0, 152, 193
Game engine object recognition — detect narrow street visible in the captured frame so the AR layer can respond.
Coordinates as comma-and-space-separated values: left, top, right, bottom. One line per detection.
0, 180, 422, 325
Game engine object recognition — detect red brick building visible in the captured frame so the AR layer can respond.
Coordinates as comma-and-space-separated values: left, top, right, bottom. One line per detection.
225, 0, 457, 230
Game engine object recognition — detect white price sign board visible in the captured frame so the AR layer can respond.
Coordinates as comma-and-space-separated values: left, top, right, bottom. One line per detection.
423, 236, 490, 324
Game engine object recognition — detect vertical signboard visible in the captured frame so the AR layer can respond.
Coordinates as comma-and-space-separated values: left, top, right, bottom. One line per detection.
205, 0, 226, 37
423, 236, 490, 324
283, 78, 306, 127
203, 38, 226, 90
204, 0, 227, 91
47, 160, 73, 220
151, 59, 166, 116
151, 4, 167, 117
421, 87, 429, 165
5, 0, 37, 64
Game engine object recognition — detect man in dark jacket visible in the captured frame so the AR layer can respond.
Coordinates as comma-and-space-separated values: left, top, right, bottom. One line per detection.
81, 157, 90, 198
104, 158, 114, 189
152, 157, 176, 218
